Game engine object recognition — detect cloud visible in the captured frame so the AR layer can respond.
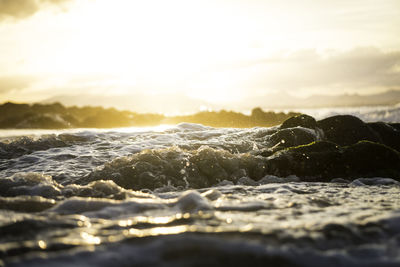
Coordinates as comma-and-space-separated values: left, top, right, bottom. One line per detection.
0, 75, 36, 93
240, 47, 400, 94
0, 0, 72, 21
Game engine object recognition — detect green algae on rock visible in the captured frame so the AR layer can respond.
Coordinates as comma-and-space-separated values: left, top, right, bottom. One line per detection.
317, 115, 381, 146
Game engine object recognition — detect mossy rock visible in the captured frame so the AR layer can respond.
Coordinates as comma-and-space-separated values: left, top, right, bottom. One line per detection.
317, 115, 381, 146
266, 141, 342, 180
367, 122, 400, 151
266, 140, 400, 182
269, 127, 317, 150
287, 140, 339, 154
341, 141, 400, 177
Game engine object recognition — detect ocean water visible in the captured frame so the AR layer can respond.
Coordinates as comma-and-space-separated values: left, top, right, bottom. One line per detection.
282, 104, 400, 123
1, 107, 400, 266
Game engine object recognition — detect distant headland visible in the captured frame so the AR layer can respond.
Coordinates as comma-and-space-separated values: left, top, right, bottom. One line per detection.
0, 102, 300, 129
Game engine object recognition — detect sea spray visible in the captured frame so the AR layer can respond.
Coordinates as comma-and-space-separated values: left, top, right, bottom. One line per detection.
1, 114, 400, 266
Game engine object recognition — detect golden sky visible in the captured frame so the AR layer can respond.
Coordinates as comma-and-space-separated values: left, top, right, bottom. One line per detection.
0, 0, 399, 110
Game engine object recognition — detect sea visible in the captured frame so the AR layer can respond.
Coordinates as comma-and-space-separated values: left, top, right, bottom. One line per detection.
1, 105, 400, 267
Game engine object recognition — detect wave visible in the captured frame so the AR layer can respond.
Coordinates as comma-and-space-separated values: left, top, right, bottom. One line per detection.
3, 181, 400, 266
1, 113, 400, 266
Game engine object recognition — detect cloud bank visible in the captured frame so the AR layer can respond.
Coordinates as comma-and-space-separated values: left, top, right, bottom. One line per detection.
242, 47, 400, 95
0, 0, 71, 21
0, 47, 399, 105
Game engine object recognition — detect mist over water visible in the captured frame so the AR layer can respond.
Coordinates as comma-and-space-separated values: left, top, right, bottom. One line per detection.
1, 107, 400, 266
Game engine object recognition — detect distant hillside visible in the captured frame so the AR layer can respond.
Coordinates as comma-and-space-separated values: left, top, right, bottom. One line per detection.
42, 90, 400, 113
42, 94, 213, 114
243, 90, 400, 109
0, 102, 299, 129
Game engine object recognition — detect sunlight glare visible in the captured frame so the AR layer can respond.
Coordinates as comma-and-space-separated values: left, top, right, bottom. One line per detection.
26, 0, 269, 103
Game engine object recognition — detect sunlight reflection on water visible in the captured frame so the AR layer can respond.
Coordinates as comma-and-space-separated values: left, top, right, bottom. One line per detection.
0, 125, 174, 138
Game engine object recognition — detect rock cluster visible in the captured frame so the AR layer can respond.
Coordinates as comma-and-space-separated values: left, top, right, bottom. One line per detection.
266, 114, 400, 181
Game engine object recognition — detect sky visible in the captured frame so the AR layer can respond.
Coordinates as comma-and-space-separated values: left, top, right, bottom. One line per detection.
0, 0, 399, 111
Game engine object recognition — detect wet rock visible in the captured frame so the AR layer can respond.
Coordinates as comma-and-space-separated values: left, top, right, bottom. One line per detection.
317, 115, 381, 146
281, 114, 317, 129
368, 122, 400, 151
269, 127, 317, 150
341, 141, 400, 178
266, 141, 400, 182
389, 123, 400, 131
267, 141, 342, 181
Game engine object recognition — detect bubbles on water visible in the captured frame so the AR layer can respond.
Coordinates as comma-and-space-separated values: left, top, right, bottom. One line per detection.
1, 121, 400, 266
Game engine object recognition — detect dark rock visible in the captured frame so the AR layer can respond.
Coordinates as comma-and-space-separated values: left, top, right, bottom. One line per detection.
317, 115, 381, 146
281, 114, 317, 129
266, 141, 342, 181
269, 127, 317, 150
389, 123, 400, 131
367, 122, 400, 151
266, 141, 400, 181
341, 141, 400, 178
